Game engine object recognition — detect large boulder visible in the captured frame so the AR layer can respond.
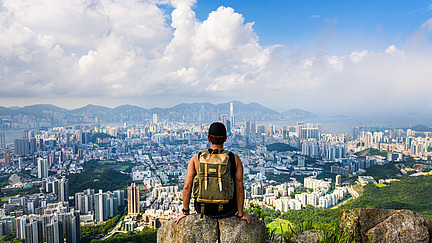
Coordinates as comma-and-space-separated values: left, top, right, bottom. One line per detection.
157, 214, 265, 243
340, 208, 432, 243
157, 214, 218, 243
219, 214, 265, 243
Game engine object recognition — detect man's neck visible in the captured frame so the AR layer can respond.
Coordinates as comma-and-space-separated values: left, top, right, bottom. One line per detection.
210, 144, 224, 150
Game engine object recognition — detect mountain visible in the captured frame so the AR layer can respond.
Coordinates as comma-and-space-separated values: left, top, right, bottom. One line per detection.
71, 104, 112, 114
0, 101, 317, 124
0, 104, 67, 118
0, 106, 25, 116
113, 105, 147, 114
18, 104, 67, 117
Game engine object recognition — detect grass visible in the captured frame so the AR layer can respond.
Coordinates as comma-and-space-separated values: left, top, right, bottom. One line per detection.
266, 218, 293, 235
118, 166, 130, 170
374, 183, 387, 187
1, 196, 15, 202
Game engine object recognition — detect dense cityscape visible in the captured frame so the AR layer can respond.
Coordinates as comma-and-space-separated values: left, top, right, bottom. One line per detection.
0, 101, 430, 242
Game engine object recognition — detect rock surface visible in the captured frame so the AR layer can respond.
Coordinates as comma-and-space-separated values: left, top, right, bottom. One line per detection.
157, 214, 218, 243
340, 208, 432, 243
219, 214, 265, 243
157, 214, 265, 243
294, 229, 321, 243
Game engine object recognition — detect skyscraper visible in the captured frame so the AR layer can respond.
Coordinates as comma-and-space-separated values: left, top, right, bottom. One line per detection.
59, 177, 69, 202
0, 132, 5, 148
14, 138, 30, 155
128, 183, 140, 215
229, 102, 235, 133
38, 158, 48, 179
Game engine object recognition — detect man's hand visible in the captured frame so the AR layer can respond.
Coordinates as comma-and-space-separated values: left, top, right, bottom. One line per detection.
239, 212, 251, 224
175, 213, 188, 224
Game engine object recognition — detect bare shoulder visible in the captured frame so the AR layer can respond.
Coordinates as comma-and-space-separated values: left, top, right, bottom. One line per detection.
233, 153, 241, 162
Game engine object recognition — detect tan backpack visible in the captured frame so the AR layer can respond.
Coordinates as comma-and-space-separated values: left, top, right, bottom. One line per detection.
192, 149, 235, 216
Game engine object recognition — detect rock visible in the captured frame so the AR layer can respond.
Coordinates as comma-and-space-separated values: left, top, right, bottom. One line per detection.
340, 208, 432, 243
219, 214, 265, 243
366, 210, 432, 243
157, 214, 218, 243
157, 214, 265, 243
295, 229, 321, 243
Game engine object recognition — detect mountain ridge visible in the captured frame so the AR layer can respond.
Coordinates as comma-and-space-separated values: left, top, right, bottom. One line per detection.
1, 101, 317, 123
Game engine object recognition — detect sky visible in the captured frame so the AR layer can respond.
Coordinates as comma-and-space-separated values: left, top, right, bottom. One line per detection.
0, 0, 432, 115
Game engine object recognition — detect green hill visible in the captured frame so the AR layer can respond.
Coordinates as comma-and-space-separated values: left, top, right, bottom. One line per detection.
270, 175, 432, 230
266, 143, 299, 152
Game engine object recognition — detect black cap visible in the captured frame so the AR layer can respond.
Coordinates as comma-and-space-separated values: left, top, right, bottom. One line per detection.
208, 122, 227, 136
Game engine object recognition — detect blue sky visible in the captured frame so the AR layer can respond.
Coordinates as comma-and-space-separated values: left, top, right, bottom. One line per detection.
0, 0, 432, 115
193, 0, 431, 52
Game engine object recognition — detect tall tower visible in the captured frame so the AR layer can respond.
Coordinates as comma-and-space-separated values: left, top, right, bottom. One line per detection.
229, 102, 235, 132
59, 177, 69, 202
38, 157, 48, 179
0, 132, 5, 148
128, 183, 140, 215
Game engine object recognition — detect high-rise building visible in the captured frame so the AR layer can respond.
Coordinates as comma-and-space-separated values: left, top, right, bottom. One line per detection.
14, 138, 30, 155
128, 183, 140, 215
93, 190, 123, 222
75, 189, 94, 215
152, 114, 158, 124
18, 157, 23, 172
0, 132, 5, 148
3, 151, 11, 165
45, 214, 64, 243
64, 209, 80, 243
38, 158, 48, 179
229, 102, 235, 132
29, 138, 37, 154
59, 178, 69, 202
336, 175, 342, 186
244, 121, 251, 135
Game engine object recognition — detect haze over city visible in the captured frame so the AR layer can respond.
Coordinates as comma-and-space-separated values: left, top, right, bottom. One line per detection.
1, 0, 432, 116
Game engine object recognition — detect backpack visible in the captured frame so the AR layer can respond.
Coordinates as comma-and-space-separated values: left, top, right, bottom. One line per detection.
192, 149, 235, 216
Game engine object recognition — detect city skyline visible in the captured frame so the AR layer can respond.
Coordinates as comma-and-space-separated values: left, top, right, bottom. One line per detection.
1, 0, 432, 114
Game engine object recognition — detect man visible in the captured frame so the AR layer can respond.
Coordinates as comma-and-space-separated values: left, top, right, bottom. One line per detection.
175, 122, 251, 224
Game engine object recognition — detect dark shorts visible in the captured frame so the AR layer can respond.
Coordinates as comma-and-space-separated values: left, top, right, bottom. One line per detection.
194, 199, 237, 219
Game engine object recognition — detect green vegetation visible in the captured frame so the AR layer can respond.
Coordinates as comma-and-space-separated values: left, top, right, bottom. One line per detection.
374, 183, 387, 187
169, 140, 188, 145
266, 143, 299, 152
363, 162, 400, 180
92, 228, 157, 243
264, 175, 432, 239
279, 205, 341, 229
342, 176, 432, 218
265, 174, 292, 184
68, 160, 131, 194
81, 206, 125, 243
0, 233, 23, 242
294, 187, 310, 195
91, 132, 114, 143
266, 218, 293, 235
1, 186, 40, 198
355, 148, 387, 157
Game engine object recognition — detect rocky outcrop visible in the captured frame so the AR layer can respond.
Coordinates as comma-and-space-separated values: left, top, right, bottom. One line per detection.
295, 229, 321, 243
340, 208, 432, 243
218, 214, 265, 243
157, 214, 265, 243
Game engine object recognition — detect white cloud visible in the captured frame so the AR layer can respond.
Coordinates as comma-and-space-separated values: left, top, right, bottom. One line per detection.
349, 50, 368, 63
0, 0, 432, 113
420, 18, 432, 31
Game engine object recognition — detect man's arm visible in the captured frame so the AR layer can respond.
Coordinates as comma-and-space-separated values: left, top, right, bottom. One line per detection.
175, 154, 197, 223
234, 154, 251, 224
